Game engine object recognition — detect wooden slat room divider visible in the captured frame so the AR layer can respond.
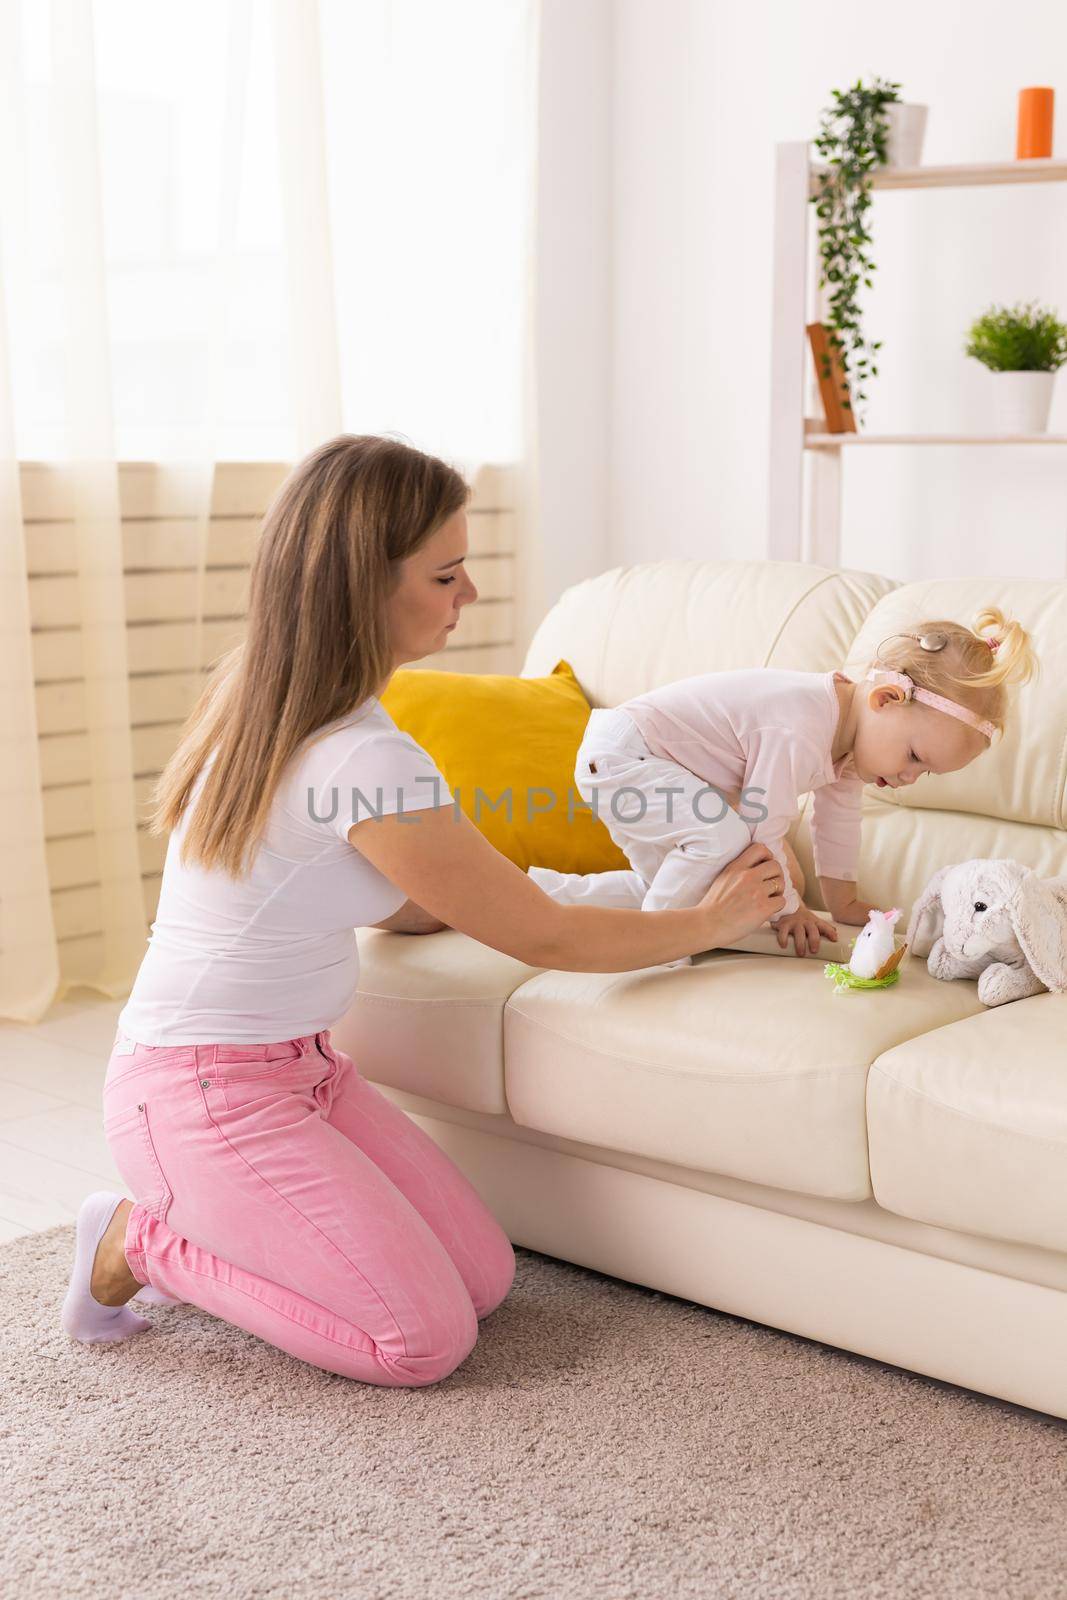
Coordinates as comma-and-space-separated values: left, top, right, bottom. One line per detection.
21, 460, 519, 969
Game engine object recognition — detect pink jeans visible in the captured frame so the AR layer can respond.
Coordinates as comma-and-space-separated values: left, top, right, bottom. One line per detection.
103, 1028, 515, 1386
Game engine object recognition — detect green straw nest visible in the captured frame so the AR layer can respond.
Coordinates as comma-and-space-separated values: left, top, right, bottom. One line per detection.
823, 960, 902, 993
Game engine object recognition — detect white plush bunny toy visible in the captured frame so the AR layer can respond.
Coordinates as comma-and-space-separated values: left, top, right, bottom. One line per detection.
905, 858, 1067, 1007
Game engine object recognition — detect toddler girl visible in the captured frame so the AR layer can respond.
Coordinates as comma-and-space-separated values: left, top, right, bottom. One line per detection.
530, 608, 1037, 958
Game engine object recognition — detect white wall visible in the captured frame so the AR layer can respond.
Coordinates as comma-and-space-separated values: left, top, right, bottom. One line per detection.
531, 0, 612, 626
609, 0, 1067, 583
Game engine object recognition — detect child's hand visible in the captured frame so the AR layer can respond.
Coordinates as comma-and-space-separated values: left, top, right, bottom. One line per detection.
770, 906, 838, 958
836, 898, 879, 926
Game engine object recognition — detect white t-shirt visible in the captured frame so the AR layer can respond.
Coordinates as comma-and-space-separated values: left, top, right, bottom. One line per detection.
117, 698, 451, 1045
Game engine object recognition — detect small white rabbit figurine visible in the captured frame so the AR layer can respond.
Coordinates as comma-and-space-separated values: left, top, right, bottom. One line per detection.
847, 907, 908, 980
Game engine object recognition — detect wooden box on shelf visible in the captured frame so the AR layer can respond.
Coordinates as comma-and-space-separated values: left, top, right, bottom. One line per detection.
807, 322, 856, 434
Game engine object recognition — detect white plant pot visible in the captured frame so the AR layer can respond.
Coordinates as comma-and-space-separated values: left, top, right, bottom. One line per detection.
883, 102, 928, 167
992, 369, 1057, 434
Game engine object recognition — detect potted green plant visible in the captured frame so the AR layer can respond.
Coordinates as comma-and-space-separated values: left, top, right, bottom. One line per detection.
812, 78, 926, 422
883, 100, 928, 167
965, 301, 1067, 433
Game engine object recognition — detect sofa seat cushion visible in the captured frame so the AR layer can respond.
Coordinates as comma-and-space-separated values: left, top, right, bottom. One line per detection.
868, 992, 1067, 1253
503, 951, 986, 1201
330, 929, 542, 1116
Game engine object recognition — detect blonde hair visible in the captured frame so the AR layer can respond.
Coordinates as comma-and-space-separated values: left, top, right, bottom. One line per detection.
149, 433, 470, 878
868, 607, 1040, 744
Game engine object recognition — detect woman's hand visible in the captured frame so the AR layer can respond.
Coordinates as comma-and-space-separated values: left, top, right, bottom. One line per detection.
697, 842, 803, 947
770, 905, 839, 958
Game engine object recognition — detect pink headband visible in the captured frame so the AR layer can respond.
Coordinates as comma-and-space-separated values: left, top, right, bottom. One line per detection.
864, 668, 997, 741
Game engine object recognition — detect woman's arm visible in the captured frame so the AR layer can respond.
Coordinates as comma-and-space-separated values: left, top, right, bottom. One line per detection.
349, 804, 785, 972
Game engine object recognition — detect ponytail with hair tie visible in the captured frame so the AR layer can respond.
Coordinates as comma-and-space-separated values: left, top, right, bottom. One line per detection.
979, 604, 1036, 694
867, 611, 1038, 747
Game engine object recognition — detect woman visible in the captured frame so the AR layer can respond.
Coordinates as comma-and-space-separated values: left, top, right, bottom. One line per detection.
61, 434, 788, 1387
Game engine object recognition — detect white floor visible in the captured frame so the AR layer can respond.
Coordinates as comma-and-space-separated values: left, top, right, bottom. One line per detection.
0, 988, 129, 1243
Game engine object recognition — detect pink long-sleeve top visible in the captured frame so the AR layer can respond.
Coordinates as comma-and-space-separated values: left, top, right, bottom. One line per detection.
620, 667, 864, 918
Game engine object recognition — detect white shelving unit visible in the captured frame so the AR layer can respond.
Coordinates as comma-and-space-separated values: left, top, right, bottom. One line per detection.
767, 146, 1067, 570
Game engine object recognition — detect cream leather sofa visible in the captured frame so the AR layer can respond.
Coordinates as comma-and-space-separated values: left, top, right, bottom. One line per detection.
332, 560, 1067, 1420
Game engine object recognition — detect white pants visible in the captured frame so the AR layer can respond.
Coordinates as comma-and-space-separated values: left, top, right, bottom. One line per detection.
529, 707, 753, 913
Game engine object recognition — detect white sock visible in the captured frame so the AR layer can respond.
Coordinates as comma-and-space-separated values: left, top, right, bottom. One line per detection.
60, 1191, 152, 1344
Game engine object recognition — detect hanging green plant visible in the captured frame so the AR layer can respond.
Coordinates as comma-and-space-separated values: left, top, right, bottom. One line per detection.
811, 77, 901, 423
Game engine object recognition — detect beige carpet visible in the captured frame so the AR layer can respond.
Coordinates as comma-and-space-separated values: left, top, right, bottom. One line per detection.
3, 1225, 1065, 1599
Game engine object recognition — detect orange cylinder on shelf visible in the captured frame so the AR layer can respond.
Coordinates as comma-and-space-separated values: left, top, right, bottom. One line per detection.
1016, 86, 1054, 159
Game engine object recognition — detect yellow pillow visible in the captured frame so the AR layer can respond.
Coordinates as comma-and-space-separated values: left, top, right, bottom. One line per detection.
380, 659, 631, 874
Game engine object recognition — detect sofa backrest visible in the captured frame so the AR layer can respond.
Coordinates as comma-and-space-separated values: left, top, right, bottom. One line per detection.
521, 560, 897, 705
522, 560, 1067, 918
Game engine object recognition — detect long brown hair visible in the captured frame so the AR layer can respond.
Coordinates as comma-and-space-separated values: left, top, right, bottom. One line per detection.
149, 434, 470, 877
868, 606, 1040, 741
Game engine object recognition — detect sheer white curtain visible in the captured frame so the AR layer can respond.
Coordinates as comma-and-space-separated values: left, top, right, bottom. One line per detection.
0, 0, 540, 1023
